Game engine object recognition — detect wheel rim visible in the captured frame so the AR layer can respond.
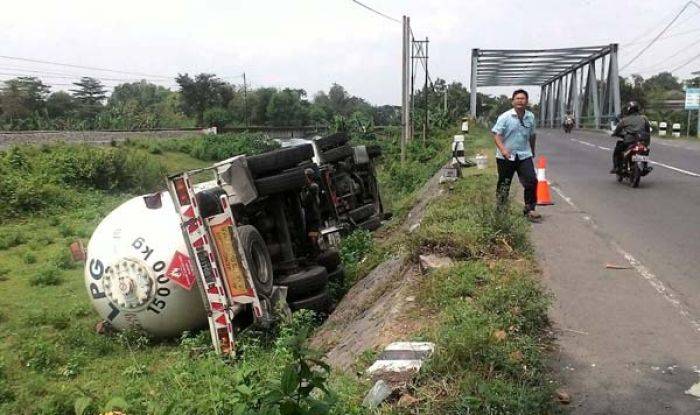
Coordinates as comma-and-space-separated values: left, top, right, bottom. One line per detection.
250, 240, 271, 285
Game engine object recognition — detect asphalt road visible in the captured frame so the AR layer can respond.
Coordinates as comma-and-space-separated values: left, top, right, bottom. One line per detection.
531, 128, 700, 413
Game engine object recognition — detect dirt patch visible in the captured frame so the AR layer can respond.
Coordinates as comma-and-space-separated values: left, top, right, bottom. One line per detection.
311, 166, 448, 370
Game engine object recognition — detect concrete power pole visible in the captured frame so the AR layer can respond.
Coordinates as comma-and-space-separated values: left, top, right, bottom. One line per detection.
401, 16, 411, 163
243, 72, 248, 127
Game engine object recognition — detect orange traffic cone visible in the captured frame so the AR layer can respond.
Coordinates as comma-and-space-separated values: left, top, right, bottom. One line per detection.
536, 156, 554, 206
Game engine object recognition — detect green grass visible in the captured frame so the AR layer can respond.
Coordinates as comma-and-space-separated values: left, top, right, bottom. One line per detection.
334, 128, 556, 414
0, 127, 554, 414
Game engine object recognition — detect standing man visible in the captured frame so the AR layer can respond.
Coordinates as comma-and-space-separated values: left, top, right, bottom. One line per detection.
491, 89, 541, 221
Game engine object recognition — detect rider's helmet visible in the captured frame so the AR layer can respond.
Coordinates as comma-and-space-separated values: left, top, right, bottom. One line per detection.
624, 101, 640, 115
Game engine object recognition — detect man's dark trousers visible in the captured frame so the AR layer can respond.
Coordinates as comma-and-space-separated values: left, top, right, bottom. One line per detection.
496, 155, 537, 213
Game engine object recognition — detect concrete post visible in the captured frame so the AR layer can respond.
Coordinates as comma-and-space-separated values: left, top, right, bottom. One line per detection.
610, 44, 621, 117
470, 49, 478, 119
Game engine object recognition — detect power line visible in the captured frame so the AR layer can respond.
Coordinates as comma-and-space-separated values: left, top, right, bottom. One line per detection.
0, 55, 172, 79
349, 0, 400, 23
623, 8, 700, 47
620, 1, 700, 71
0, 70, 172, 83
671, 49, 700, 72
623, 27, 700, 48
633, 39, 700, 73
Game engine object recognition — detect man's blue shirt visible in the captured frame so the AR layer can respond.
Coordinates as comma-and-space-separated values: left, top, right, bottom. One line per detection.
491, 108, 536, 160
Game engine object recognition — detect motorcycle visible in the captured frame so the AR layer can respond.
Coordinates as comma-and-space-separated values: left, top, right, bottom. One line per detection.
563, 118, 574, 133
616, 140, 652, 188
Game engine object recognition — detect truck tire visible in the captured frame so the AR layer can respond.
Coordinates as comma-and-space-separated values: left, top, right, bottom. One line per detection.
317, 248, 341, 272
254, 167, 306, 196
246, 144, 313, 178
289, 288, 330, 312
195, 188, 226, 217
348, 204, 376, 223
314, 132, 350, 151
276, 265, 328, 301
321, 145, 354, 164
237, 225, 274, 298
328, 264, 345, 285
358, 216, 381, 231
367, 144, 382, 158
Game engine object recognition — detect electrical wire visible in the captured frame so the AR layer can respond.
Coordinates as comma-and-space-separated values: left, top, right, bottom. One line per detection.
349, 0, 401, 23
620, 1, 700, 71
633, 38, 700, 73
0, 55, 172, 79
671, 49, 700, 72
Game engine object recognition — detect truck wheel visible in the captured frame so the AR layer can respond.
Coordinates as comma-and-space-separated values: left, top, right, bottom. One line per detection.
246, 144, 314, 178
367, 145, 382, 158
348, 204, 376, 223
314, 132, 350, 151
254, 167, 306, 196
317, 248, 341, 272
276, 265, 328, 301
358, 216, 381, 231
195, 188, 226, 217
321, 145, 354, 163
327, 264, 344, 285
289, 288, 330, 312
237, 225, 274, 298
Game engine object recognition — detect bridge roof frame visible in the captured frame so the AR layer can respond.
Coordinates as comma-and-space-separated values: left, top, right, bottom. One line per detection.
472, 45, 614, 87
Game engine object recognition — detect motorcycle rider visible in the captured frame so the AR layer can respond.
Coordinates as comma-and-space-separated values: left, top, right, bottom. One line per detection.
610, 101, 651, 174
563, 112, 574, 132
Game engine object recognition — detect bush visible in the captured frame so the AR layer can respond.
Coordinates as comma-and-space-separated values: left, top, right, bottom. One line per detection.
189, 133, 279, 161
29, 266, 63, 286
203, 107, 232, 129
0, 144, 167, 219
22, 251, 37, 264
0, 229, 27, 250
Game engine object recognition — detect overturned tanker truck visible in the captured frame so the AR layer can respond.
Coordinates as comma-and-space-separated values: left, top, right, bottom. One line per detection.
84, 132, 385, 354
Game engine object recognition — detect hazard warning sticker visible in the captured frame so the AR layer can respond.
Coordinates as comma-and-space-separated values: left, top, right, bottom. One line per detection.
166, 251, 196, 290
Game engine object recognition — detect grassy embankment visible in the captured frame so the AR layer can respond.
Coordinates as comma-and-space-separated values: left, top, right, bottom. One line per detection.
335, 129, 558, 414
0, 128, 454, 414
0, 127, 555, 414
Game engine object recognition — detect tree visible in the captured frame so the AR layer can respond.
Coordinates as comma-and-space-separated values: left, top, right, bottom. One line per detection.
70, 77, 107, 119
643, 72, 681, 92
176, 73, 230, 126
46, 91, 76, 118
109, 80, 170, 109
266, 89, 308, 126
0, 77, 50, 120
203, 107, 232, 129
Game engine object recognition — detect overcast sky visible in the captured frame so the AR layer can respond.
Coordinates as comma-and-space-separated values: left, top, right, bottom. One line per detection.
1, 0, 699, 105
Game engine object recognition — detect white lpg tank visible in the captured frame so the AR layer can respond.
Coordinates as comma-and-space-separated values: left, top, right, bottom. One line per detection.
84, 191, 207, 337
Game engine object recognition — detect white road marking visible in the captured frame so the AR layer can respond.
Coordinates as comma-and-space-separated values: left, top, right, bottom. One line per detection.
648, 160, 700, 178
551, 185, 577, 209
570, 139, 700, 177
550, 185, 700, 333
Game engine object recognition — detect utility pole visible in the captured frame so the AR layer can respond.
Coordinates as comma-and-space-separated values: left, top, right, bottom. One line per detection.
243, 72, 248, 127
411, 37, 429, 144
423, 37, 429, 144
443, 86, 447, 113
401, 16, 410, 163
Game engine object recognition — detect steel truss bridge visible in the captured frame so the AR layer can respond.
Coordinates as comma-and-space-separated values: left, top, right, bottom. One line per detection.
469, 44, 621, 129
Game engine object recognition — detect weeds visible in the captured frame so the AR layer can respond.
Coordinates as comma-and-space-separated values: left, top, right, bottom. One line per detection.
28, 266, 63, 286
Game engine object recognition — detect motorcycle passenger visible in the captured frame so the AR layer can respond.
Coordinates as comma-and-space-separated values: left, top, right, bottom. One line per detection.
610, 101, 651, 174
